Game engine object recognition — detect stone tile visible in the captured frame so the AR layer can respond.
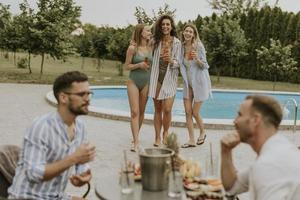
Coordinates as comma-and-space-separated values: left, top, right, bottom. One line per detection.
1, 83, 299, 200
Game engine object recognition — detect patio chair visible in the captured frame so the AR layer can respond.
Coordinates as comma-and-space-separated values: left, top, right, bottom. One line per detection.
0, 144, 90, 199
0, 145, 20, 198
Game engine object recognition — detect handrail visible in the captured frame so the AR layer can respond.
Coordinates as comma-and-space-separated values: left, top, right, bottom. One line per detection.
283, 98, 298, 134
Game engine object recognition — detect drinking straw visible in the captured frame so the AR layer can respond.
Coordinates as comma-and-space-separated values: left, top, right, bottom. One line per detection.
209, 142, 214, 176
171, 155, 176, 180
123, 150, 130, 186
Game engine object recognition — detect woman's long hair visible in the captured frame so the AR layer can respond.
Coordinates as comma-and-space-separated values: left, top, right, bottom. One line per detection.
153, 15, 177, 49
180, 23, 201, 46
131, 24, 147, 47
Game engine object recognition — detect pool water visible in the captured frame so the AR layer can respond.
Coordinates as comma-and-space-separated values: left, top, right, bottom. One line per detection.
91, 87, 300, 120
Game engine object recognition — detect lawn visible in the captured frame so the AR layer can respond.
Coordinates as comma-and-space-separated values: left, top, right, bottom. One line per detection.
1, 52, 300, 92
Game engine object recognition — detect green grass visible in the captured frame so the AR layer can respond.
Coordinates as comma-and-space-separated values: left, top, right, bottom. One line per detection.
0, 52, 300, 92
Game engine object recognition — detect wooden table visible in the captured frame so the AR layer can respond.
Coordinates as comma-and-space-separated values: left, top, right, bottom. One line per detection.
95, 173, 187, 200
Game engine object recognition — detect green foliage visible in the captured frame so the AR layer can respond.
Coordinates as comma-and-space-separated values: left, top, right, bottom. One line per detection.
17, 57, 28, 68
0, 3, 11, 50
0, 4, 22, 66
208, 0, 266, 16
106, 26, 132, 76
256, 39, 297, 89
202, 15, 248, 80
92, 26, 115, 59
107, 26, 132, 62
32, 0, 81, 74
134, 4, 176, 24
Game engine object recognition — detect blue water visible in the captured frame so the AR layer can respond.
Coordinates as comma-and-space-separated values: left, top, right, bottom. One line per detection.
91, 88, 300, 119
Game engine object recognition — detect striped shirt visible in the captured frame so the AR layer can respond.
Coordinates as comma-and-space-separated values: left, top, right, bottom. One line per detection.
8, 112, 89, 200
149, 37, 181, 100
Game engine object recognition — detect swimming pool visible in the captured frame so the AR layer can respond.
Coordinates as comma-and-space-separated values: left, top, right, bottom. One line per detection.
46, 86, 300, 129
90, 86, 300, 120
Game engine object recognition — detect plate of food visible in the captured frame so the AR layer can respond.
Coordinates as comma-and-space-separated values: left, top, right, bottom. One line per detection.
183, 178, 224, 200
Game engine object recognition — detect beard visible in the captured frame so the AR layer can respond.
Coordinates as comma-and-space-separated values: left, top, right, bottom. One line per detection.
68, 103, 89, 116
235, 123, 253, 143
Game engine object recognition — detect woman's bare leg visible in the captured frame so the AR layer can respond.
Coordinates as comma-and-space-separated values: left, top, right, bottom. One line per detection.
127, 80, 140, 149
192, 101, 205, 138
138, 85, 149, 129
153, 83, 162, 146
162, 96, 175, 144
153, 99, 162, 146
184, 87, 196, 144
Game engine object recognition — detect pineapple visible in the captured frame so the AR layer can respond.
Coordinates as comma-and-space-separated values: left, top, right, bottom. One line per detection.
166, 132, 184, 170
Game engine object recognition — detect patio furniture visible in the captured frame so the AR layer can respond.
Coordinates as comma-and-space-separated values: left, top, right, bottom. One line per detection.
0, 145, 20, 198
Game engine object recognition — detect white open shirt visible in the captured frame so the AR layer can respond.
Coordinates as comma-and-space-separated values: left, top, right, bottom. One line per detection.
228, 134, 300, 200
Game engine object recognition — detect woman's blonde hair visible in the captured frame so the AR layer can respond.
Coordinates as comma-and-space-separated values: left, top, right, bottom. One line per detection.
131, 24, 149, 47
180, 23, 201, 45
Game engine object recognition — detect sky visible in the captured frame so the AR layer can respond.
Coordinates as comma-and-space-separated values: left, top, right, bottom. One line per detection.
2, 0, 300, 27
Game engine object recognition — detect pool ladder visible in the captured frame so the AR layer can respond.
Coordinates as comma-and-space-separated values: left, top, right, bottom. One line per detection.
283, 98, 298, 147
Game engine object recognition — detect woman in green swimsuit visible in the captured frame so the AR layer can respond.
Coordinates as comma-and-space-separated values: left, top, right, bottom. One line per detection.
124, 24, 153, 152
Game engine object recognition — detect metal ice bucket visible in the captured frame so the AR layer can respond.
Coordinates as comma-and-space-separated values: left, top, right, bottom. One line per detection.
139, 148, 174, 191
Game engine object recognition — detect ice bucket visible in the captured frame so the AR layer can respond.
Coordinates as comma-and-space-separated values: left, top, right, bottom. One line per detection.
139, 148, 174, 191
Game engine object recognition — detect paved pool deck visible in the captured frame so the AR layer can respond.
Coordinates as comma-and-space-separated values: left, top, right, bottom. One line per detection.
1, 83, 299, 200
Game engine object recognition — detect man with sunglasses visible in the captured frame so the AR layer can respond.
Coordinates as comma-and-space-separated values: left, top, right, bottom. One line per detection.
9, 71, 96, 200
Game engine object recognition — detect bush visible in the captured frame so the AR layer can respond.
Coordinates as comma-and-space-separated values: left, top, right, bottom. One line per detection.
17, 58, 28, 69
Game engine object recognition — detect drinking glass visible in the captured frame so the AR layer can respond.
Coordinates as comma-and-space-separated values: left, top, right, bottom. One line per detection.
168, 171, 183, 198
205, 154, 220, 179
119, 166, 134, 194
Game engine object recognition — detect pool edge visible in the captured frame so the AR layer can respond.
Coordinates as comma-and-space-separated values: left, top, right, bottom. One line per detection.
45, 87, 300, 131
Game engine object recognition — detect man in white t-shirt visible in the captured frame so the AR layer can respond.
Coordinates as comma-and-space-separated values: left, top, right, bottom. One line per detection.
221, 95, 300, 200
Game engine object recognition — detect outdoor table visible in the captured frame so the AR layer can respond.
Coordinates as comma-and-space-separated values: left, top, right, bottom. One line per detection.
95, 173, 187, 200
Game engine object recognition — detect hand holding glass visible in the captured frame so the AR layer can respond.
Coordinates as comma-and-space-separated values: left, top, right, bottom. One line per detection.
188, 50, 196, 60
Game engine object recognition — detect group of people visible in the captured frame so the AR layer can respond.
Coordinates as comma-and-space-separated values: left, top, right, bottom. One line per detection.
5, 14, 300, 200
125, 14, 212, 152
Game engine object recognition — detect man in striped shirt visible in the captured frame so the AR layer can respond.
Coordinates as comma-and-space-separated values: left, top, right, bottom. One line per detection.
8, 71, 96, 200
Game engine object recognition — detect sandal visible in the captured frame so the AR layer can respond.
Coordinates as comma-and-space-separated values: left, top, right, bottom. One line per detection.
181, 143, 196, 148
153, 143, 160, 147
130, 143, 137, 152
197, 134, 207, 145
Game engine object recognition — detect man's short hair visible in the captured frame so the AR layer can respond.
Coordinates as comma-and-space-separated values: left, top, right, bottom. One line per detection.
246, 95, 282, 129
53, 71, 88, 102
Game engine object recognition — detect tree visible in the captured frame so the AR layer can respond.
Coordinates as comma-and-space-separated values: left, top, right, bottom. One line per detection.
0, 3, 11, 53
33, 0, 81, 75
202, 15, 248, 81
256, 39, 297, 90
207, 0, 267, 16
0, 4, 22, 66
92, 26, 115, 71
0, 3, 12, 49
194, 15, 204, 35
72, 27, 93, 69
134, 4, 176, 24
15, 0, 35, 73
107, 26, 132, 76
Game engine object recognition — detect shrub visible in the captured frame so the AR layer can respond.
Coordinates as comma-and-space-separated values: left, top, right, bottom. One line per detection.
17, 58, 28, 69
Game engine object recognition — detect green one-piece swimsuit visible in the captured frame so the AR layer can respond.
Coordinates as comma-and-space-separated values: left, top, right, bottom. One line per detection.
129, 53, 153, 91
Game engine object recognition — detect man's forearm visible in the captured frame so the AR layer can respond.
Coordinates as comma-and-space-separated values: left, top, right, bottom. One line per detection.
43, 154, 76, 181
221, 150, 237, 191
